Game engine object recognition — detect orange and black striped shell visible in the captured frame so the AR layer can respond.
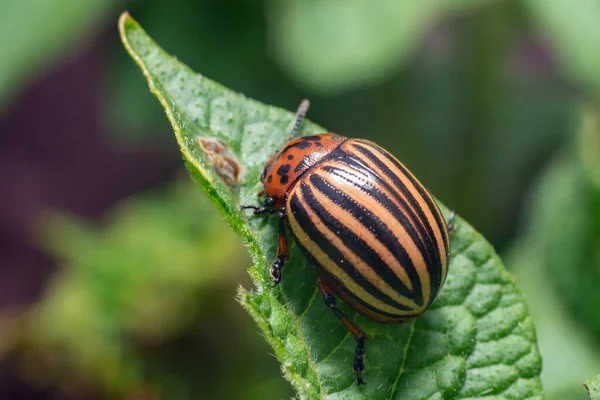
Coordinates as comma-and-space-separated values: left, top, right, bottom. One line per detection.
262, 134, 450, 322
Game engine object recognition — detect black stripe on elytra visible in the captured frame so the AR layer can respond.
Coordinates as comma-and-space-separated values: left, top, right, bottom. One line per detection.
364, 143, 450, 298
328, 148, 433, 268
303, 178, 422, 308
329, 152, 435, 290
367, 142, 449, 257
289, 229, 411, 320
310, 170, 421, 304
290, 187, 413, 313
323, 158, 433, 272
351, 143, 444, 300
320, 161, 431, 297
335, 278, 420, 321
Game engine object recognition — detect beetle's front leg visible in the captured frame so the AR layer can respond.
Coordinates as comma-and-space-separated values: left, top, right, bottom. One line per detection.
271, 208, 289, 285
241, 196, 276, 216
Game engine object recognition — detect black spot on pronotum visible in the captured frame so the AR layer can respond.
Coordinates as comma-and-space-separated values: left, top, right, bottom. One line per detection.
261, 162, 272, 179
315, 142, 324, 148
303, 135, 321, 141
267, 175, 273, 183
277, 164, 291, 185
297, 141, 312, 149
283, 140, 312, 152
287, 154, 294, 160
277, 164, 291, 176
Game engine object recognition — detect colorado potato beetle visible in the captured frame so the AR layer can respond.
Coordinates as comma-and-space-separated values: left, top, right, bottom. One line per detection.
243, 100, 454, 385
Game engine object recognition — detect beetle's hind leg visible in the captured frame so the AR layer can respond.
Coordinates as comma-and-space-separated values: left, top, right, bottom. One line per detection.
317, 276, 368, 385
446, 210, 457, 232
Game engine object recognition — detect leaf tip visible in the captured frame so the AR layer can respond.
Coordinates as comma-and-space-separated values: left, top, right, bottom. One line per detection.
118, 11, 139, 42
118, 11, 130, 29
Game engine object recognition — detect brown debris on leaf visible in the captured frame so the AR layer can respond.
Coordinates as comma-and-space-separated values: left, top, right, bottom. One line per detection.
196, 137, 243, 188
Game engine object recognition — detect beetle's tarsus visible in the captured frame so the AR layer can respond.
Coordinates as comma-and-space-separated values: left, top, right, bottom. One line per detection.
270, 258, 284, 286
354, 337, 366, 385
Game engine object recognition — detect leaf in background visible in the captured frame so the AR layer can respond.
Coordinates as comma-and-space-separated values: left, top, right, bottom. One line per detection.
105, 0, 274, 141
586, 374, 600, 400
578, 102, 600, 190
522, 104, 600, 339
525, 0, 600, 92
507, 103, 600, 398
0, 0, 115, 107
120, 13, 543, 398
267, 0, 497, 94
507, 241, 600, 398
30, 181, 289, 399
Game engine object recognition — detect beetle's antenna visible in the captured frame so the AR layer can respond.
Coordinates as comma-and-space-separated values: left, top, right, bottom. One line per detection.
289, 99, 310, 141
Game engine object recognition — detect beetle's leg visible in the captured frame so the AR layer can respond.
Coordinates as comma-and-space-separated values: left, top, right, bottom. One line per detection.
446, 209, 456, 232
241, 196, 276, 216
271, 208, 289, 285
317, 276, 368, 385
241, 205, 273, 215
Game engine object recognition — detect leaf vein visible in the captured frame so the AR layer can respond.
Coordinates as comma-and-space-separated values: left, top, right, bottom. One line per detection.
388, 319, 417, 400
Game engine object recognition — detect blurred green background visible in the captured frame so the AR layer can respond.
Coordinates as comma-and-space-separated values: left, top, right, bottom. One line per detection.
1, 0, 599, 399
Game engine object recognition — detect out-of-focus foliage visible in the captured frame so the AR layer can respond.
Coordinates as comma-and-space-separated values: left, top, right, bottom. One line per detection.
508, 238, 600, 400
586, 373, 600, 400
508, 103, 600, 399
0, 0, 115, 106
106, 0, 294, 142
8, 181, 292, 399
120, 14, 543, 398
525, 105, 600, 338
525, 0, 600, 92
268, 0, 497, 93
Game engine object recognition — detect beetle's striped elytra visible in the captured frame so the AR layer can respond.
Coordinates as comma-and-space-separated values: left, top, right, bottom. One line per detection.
242, 100, 455, 385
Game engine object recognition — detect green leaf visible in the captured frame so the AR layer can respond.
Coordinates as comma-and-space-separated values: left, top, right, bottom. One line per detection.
119, 12, 543, 398
586, 374, 600, 400
105, 0, 279, 142
522, 104, 600, 339
268, 0, 497, 94
525, 0, 600, 92
507, 103, 600, 398
0, 0, 115, 106
508, 239, 600, 396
